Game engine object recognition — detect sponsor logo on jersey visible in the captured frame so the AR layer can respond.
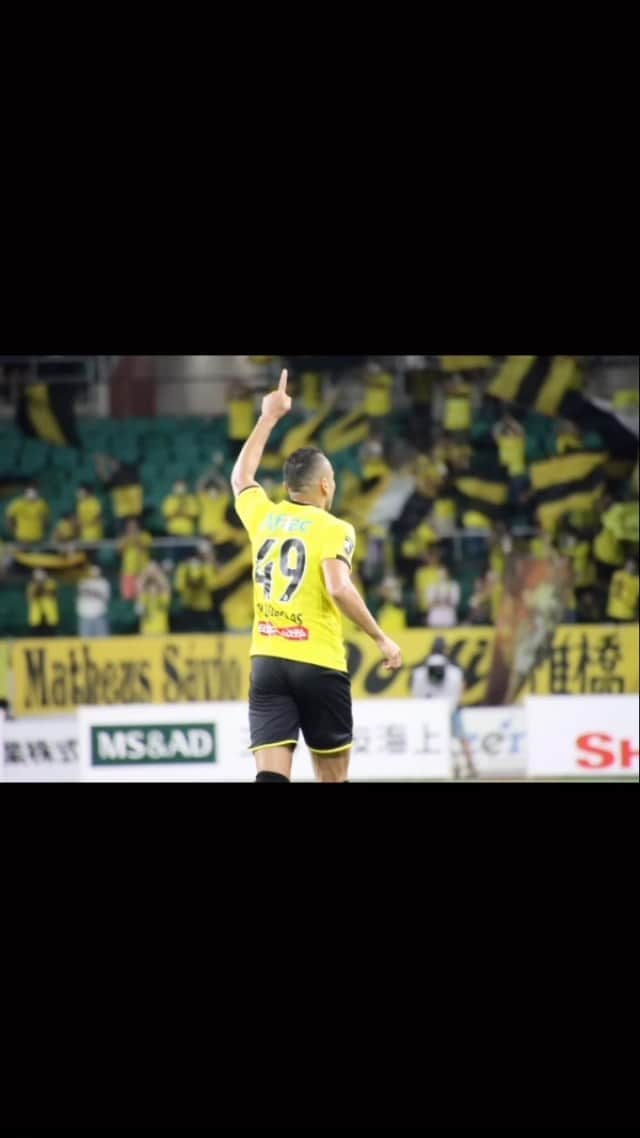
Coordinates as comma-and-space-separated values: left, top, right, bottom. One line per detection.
258, 622, 310, 641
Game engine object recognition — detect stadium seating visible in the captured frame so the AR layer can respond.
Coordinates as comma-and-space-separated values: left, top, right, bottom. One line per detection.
1, 360, 637, 639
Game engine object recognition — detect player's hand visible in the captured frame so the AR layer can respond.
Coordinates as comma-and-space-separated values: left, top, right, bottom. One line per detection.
262, 369, 292, 422
375, 634, 403, 671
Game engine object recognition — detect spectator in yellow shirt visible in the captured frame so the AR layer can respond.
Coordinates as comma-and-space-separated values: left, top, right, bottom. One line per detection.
301, 370, 323, 412
174, 553, 218, 632
360, 434, 390, 483
197, 479, 230, 543
6, 485, 50, 544
443, 377, 472, 434
196, 478, 249, 556
375, 575, 407, 636
414, 546, 446, 617
75, 484, 104, 541
162, 481, 199, 538
118, 519, 153, 600
607, 559, 639, 622
493, 414, 526, 478
227, 381, 255, 460
593, 519, 625, 584
26, 569, 59, 635
560, 531, 597, 591
95, 454, 144, 526
137, 563, 172, 635
50, 513, 78, 545
364, 369, 393, 417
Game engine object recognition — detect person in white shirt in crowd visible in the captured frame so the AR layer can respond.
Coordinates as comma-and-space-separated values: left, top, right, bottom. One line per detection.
425, 566, 461, 628
76, 564, 111, 638
411, 638, 478, 779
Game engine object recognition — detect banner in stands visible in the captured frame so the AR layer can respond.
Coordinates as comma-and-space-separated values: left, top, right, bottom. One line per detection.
525, 695, 639, 778
485, 554, 569, 706
9, 623, 639, 717
454, 707, 527, 779
12, 635, 252, 718
77, 700, 452, 782
3, 716, 79, 782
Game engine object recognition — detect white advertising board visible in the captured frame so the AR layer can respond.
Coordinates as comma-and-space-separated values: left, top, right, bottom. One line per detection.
3, 716, 80, 782
525, 694, 639, 778
77, 700, 452, 781
453, 707, 527, 778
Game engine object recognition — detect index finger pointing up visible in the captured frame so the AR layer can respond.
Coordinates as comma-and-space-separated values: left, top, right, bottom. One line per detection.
279, 368, 288, 391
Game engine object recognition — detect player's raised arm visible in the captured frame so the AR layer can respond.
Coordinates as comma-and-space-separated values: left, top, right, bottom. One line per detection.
231, 369, 292, 496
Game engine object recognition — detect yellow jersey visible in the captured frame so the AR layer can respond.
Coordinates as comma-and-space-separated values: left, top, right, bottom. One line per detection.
228, 397, 255, 440
567, 541, 597, 589
235, 485, 356, 672
52, 517, 77, 543
444, 393, 472, 432
364, 372, 393, 417
120, 532, 152, 576
139, 590, 171, 635
7, 497, 50, 542
197, 491, 245, 545
111, 483, 143, 519
175, 562, 217, 612
414, 565, 444, 612
163, 493, 199, 536
496, 433, 526, 477
607, 570, 639, 621
77, 495, 103, 541
27, 580, 59, 626
301, 371, 323, 412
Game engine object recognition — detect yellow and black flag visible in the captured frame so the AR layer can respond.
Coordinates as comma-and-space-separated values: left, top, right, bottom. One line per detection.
488, 355, 638, 472
454, 474, 510, 526
529, 450, 607, 533
487, 356, 580, 417
437, 356, 494, 372
16, 381, 80, 448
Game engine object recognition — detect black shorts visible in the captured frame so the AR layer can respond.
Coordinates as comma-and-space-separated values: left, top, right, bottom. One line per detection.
249, 656, 353, 755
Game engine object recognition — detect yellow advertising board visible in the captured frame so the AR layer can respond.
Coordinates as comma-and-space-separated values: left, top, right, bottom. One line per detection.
8, 623, 639, 717
11, 635, 252, 718
0, 639, 9, 702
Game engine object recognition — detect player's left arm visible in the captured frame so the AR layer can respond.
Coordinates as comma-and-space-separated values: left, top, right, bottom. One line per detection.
230, 369, 292, 496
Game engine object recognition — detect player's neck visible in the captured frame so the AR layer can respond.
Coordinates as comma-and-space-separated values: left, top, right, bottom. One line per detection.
288, 495, 323, 510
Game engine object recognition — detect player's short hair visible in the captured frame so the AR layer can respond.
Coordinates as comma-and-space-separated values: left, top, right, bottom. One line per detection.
283, 448, 328, 492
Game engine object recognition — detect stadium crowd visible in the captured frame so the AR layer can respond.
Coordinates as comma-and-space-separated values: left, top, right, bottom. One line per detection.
1, 356, 638, 638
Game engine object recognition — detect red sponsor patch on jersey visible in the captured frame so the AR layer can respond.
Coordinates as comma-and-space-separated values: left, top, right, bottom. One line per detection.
258, 621, 310, 641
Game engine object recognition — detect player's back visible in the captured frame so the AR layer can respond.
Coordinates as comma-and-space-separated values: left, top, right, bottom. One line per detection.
235, 486, 356, 673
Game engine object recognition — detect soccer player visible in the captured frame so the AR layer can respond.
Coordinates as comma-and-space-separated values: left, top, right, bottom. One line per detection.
231, 369, 403, 784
